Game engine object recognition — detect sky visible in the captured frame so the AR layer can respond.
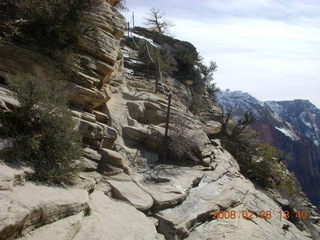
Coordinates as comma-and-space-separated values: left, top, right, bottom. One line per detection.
123, 0, 320, 107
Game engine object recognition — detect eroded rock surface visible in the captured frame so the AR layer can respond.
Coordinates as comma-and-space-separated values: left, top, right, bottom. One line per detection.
73, 191, 158, 240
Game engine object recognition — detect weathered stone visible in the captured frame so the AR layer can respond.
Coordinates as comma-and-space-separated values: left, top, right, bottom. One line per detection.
122, 125, 149, 144
0, 182, 89, 240
79, 171, 102, 184
99, 163, 124, 176
75, 118, 104, 140
93, 110, 109, 123
73, 172, 102, 192
134, 166, 203, 209
144, 101, 167, 125
68, 83, 107, 109
100, 125, 118, 149
204, 120, 222, 135
95, 180, 112, 196
73, 191, 158, 240
122, 91, 167, 105
126, 101, 145, 122
100, 148, 125, 168
145, 125, 165, 151
0, 161, 34, 191
122, 124, 166, 152
77, 158, 98, 172
18, 212, 84, 240
0, 43, 108, 110
155, 176, 248, 239
86, 1, 126, 39
77, 29, 121, 65
83, 147, 102, 162
154, 146, 310, 240
106, 174, 153, 211
72, 110, 96, 123
211, 138, 221, 146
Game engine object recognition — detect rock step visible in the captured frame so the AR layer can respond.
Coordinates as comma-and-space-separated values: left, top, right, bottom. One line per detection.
0, 182, 89, 240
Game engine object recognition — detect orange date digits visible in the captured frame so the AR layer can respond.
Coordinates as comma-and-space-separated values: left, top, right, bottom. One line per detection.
211, 210, 237, 219
242, 210, 254, 219
260, 210, 272, 219
296, 210, 308, 219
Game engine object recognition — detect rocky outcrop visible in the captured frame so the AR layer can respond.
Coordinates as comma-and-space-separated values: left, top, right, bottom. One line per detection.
0, 165, 89, 240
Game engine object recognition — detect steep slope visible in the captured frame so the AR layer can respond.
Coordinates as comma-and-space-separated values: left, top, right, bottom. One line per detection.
217, 90, 320, 211
0, 3, 319, 240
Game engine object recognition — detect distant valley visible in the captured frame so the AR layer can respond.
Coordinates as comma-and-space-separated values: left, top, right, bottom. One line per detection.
217, 90, 320, 211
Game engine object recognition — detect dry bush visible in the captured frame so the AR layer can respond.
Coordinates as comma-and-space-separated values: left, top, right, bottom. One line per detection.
167, 111, 198, 162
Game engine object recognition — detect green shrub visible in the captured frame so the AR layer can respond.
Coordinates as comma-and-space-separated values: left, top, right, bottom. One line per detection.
137, 40, 176, 76
1, 0, 98, 60
217, 111, 299, 190
0, 75, 82, 182
173, 44, 201, 82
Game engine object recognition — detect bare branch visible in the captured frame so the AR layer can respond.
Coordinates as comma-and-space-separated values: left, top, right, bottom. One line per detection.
144, 8, 174, 34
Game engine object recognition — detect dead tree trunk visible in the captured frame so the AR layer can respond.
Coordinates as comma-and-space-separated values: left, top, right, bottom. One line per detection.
162, 93, 172, 162
155, 60, 161, 93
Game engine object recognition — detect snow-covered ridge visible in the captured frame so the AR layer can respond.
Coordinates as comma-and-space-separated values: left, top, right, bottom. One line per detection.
131, 32, 160, 48
217, 90, 320, 146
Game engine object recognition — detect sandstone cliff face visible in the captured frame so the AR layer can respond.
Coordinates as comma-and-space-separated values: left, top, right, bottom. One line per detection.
0, 2, 320, 240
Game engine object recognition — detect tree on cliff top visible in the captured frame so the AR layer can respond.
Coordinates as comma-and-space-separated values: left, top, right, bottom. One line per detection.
144, 8, 174, 34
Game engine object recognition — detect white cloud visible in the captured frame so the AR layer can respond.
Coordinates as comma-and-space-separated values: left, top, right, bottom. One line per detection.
124, 0, 320, 107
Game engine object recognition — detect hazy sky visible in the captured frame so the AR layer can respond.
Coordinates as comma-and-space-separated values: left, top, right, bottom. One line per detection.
123, 0, 320, 107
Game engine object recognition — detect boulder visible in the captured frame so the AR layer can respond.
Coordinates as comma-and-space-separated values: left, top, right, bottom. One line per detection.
99, 163, 124, 176
126, 101, 145, 122
134, 166, 203, 209
75, 118, 104, 140
126, 101, 167, 125
106, 174, 153, 211
73, 191, 158, 240
83, 147, 102, 162
100, 148, 125, 168
123, 125, 161, 152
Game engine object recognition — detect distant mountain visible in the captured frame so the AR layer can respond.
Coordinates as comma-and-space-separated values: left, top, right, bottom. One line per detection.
217, 90, 320, 210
